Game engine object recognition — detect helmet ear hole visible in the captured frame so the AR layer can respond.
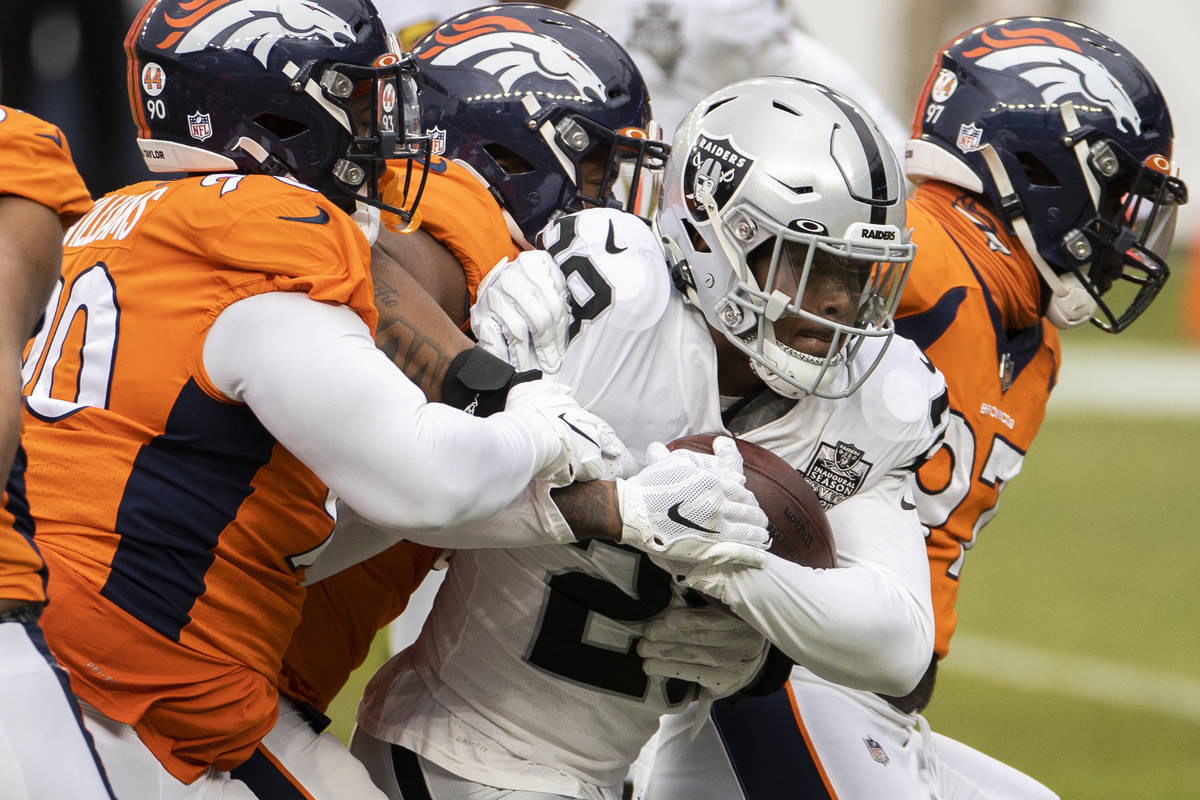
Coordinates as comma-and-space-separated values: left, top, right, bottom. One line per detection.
681, 218, 711, 253
1016, 152, 1060, 187
483, 143, 536, 175
253, 113, 308, 140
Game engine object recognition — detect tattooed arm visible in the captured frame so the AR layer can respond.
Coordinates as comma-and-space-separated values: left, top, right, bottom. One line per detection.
369, 228, 472, 403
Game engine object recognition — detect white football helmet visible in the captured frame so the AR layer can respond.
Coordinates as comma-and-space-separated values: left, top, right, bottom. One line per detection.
656, 77, 914, 399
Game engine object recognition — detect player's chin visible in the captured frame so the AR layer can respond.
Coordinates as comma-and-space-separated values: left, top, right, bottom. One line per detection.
774, 321, 839, 359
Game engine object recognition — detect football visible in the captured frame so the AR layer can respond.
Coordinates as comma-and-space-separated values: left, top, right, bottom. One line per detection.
667, 433, 837, 569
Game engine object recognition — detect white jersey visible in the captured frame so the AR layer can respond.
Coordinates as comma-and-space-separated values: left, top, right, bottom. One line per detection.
355, 208, 947, 799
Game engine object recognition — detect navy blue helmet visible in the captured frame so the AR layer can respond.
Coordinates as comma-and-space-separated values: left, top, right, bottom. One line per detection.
906, 17, 1187, 332
409, 3, 669, 245
125, 0, 428, 218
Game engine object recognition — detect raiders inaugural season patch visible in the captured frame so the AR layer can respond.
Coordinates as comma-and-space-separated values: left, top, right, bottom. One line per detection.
684, 134, 753, 221
804, 440, 871, 507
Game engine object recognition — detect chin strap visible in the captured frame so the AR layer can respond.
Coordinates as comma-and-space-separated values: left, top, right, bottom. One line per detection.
233, 136, 295, 179
977, 137, 1096, 329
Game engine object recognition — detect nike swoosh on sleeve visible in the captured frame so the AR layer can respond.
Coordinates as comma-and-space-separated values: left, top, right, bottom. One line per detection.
36, 131, 63, 148
605, 220, 627, 254
278, 207, 331, 225
667, 501, 717, 534
901, 497, 917, 511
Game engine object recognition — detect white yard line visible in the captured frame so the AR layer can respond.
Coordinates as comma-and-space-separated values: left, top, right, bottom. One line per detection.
1050, 344, 1200, 417
941, 632, 1200, 723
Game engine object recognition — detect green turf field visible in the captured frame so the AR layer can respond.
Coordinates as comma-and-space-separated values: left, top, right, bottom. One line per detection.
925, 412, 1200, 799
325, 268, 1200, 797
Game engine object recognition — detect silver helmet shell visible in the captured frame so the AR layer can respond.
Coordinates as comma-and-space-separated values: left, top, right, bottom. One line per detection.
657, 77, 915, 398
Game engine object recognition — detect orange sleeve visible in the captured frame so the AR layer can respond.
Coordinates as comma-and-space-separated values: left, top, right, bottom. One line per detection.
201, 180, 377, 334
0, 105, 92, 225
385, 157, 521, 300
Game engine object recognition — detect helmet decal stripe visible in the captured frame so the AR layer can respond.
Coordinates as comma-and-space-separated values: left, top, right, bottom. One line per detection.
963, 26, 1082, 56
419, 15, 536, 58
823, 89, 889, 223
125, 0, 161, 138
162, 0, 235, 29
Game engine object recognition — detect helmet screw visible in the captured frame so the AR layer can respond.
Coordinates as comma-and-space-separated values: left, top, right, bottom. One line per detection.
526, 119, 538, 130
1063, 230, 1093, 261
333, 159, 365, 186
527, 191, 541, 206
1047, 207, 1061, 222
719, 302, 743, 328
732, 215, 757, 241
1089, 141, 1120, 178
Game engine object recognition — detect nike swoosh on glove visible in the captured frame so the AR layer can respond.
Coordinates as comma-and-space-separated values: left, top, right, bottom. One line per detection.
616, 436, 769, 569
504, 380, 633, 486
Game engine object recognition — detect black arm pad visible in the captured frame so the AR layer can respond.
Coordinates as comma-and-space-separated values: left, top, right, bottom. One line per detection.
441, 346, 541, 417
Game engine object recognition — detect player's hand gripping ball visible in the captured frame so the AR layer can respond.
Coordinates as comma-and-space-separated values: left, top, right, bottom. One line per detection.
667, 433, 836, 569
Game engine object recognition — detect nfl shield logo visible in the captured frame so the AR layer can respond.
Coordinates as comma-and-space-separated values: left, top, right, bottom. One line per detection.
426, 126, 446, 156
188, 111, 213, 142
956, 122, 983, 153
863, 736, 890, 765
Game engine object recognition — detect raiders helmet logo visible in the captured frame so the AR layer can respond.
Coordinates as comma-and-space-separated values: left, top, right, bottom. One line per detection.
684, 134, 753, 222
416, 15, 606, 102
963, 25, 1141, 134
157, 0, 354, 68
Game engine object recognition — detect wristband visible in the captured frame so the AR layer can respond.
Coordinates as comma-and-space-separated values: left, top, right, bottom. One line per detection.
442, 346, 541, 417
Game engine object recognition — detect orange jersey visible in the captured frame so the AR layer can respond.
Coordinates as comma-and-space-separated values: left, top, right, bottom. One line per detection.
21, 173, 374, 781
0, 105, 93, 222
897, 181, 1061, 659
385, 155, 521, 303
278, 157, 517, 713
1, 105, 93, 606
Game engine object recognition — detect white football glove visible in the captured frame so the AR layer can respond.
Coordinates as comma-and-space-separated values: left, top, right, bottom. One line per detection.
504, 380, 634, 487
638, 605, 770, 699
617, 437, 769, 569
471, 250, 570, 374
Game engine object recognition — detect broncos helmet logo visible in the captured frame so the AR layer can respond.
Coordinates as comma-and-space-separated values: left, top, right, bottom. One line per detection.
417, 15, 606, 102
157, 0, 354, 67
965, 26, 1141, 134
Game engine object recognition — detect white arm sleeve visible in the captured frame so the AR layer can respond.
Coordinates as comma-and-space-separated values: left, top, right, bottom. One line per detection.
302, 483, 574, 585
203, 292, 558, 531
687, 473, 934, 695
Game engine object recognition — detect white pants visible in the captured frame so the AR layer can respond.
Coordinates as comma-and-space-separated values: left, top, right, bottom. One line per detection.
351, 726, 581, 800
639, 668, 1059, 800
0, 619, 115, 800
82, 694, 387, 799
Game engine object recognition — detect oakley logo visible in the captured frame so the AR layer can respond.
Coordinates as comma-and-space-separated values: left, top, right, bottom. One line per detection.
416, 15, 606, 102
159, 0, 354, 68
964, 27, 1140, 134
